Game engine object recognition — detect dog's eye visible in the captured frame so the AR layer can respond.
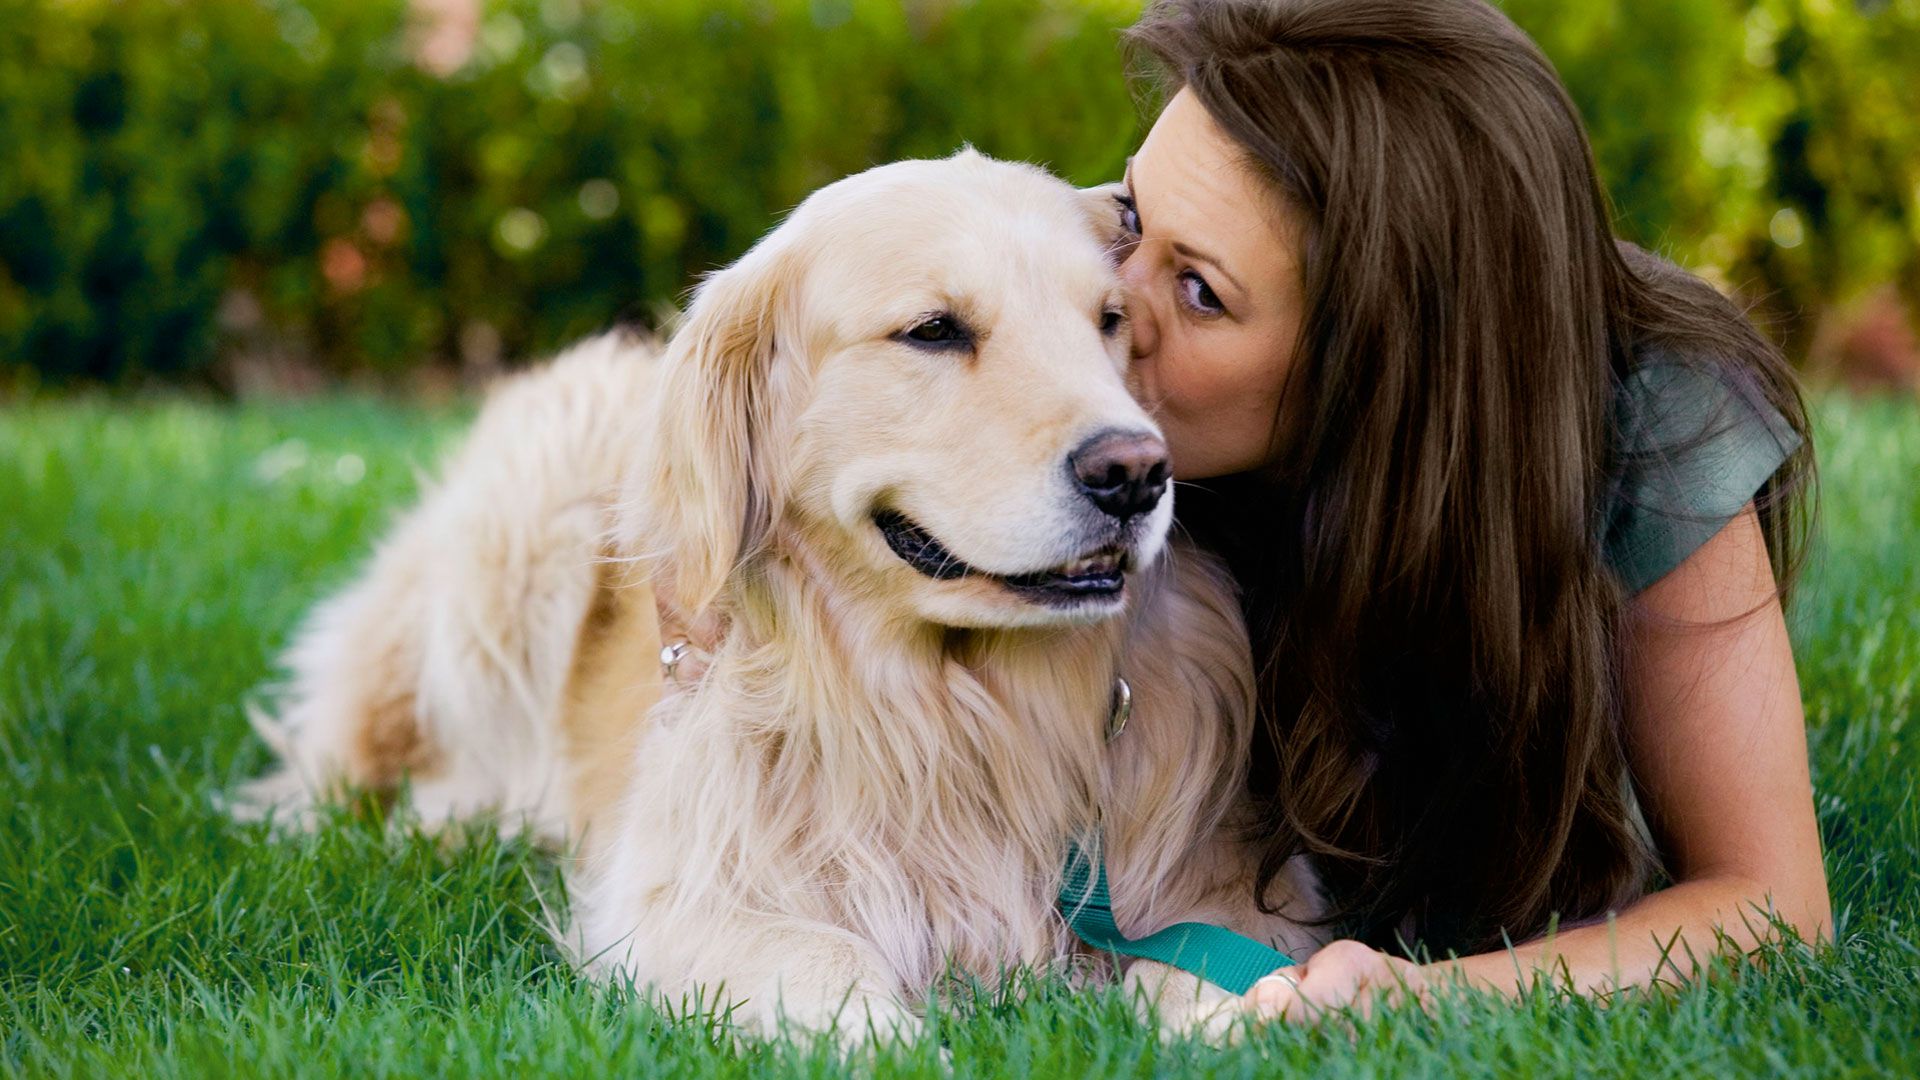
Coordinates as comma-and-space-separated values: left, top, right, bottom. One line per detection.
897, 314, 971, 349
1100, 309, 1126, 336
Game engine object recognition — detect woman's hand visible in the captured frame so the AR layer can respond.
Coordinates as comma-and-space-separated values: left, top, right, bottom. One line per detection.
1244, 940, 1428, 1024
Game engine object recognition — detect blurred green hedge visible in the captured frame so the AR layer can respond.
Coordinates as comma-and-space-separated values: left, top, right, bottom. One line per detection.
1, 0, 1914, 387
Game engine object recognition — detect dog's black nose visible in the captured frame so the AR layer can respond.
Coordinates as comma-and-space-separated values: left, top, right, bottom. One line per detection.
1070, 430, 1170, 521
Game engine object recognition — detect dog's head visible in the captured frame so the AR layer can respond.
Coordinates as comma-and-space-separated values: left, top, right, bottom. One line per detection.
633, 150, 1166, 630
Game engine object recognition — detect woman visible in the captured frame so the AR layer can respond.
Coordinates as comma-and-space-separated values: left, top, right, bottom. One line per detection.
667, 0, 1831, 1024
1116, 0, 1827, 1021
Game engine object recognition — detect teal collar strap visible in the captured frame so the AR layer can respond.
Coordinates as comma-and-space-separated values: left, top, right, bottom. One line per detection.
1055, 676, 1296, 996
1056, 834, 1295, 996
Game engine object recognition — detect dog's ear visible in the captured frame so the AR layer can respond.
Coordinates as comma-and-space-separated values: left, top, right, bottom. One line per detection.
1078, 181, 1139, 269
621, 229, 803, 614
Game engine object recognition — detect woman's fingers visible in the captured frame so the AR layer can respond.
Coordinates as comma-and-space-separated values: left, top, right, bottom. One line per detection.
1245, 940, 1427, 1025
1249, 969, 1312, 1022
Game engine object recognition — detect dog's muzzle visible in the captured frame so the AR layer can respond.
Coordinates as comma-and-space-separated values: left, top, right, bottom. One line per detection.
873, 509, 1135, 606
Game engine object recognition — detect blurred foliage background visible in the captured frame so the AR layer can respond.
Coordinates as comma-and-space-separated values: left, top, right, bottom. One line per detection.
0, 0, 1915, 392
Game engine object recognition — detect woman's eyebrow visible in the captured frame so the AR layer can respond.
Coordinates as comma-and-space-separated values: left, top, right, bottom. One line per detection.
1125, 154, 1247, 298
1174, 242, 1245, 296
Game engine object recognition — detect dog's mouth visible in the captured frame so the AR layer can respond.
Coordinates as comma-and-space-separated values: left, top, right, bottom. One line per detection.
873, 510, 1130, 605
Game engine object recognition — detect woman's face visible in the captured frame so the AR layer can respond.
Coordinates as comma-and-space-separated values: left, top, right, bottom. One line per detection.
1116, 88, 1306, 480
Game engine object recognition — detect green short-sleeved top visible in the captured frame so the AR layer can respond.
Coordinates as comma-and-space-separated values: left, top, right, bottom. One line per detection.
1601, 353, 1802, 594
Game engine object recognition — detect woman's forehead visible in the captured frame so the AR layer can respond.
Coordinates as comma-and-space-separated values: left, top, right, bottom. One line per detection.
1130, 89, 1299, 299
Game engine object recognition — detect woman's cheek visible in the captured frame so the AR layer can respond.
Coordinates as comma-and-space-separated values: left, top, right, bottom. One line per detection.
1159, 332, 1235, 417
1153, 341, 1235, 471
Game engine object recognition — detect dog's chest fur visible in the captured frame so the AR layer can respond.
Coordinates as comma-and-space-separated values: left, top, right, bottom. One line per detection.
569, 547, 1257, 999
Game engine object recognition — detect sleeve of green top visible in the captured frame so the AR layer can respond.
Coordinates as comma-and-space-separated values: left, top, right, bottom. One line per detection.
1602, 359, 1803, 595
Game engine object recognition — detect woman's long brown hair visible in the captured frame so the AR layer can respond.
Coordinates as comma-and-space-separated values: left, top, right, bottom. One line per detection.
1127, 0, 1814, 955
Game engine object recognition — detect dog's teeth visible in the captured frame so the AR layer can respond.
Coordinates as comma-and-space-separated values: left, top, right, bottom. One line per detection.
1058, 555, 1119, 577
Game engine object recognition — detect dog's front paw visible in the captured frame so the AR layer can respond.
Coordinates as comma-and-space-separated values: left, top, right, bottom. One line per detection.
1158, 986, 1247, 1046
1127, 961, 1248, 1046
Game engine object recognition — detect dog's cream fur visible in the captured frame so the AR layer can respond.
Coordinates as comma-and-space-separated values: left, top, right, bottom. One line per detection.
237, 151, 1324, 1042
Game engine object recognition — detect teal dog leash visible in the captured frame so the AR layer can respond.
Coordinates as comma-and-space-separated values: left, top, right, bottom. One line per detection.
1056, 834, 1294, 996
1054, 676, 1296, 996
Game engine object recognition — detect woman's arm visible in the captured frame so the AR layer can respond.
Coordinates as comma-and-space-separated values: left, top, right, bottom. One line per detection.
1247, 504, 1830, 1019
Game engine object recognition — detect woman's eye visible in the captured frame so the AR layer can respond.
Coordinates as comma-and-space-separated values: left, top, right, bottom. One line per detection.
1103, 194, 1143, 268
899, 314, 970, 348
1179, 270, 1225, 316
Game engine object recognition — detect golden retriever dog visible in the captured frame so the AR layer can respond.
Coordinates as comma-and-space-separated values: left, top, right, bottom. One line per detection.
234, 150, 1323, 1042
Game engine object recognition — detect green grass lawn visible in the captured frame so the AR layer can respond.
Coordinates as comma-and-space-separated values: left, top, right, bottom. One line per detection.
3, 393, 1917, 1077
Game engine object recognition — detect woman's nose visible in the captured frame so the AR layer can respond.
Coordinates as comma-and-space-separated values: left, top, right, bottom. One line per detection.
1117, 257, 1158, 360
